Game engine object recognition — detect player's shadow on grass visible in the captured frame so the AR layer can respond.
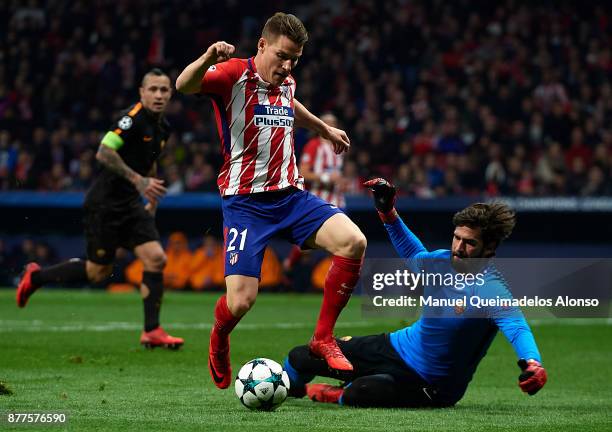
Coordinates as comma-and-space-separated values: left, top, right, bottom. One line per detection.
287, 398, 456, 411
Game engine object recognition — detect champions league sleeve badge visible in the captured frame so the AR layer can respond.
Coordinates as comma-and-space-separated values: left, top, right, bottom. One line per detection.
118, 116, 133, 130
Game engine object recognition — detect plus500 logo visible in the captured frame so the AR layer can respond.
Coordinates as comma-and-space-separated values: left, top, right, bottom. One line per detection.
254, 105, 294, 128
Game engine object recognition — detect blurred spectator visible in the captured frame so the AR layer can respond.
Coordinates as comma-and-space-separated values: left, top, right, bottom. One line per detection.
436, 168, 464, 197
14, 151, 36, 189
0, 239, 12, 286
0, 131, 18, 189
566, 128, 593, 169
40, 162, 72, 191
342, 160, 364, 195
10, 238, 38, 271
412, 120, 436, 156
567, 158, 587, 195
581, 166, 609, 196
127, 232, 193, 290
259, 247, 283, 290
484, 144, 506, 196
189, 235, 224, 290
161, 232, 193, 290
6, 238, 59, 282
33, 241, 57, 267
165, 163, 185, 195
185, 153, 216, 192
311, 256, 332, 291
70, 159, 94, 190
534, 70, 569, 114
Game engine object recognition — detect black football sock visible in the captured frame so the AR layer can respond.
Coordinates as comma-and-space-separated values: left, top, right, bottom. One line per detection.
31, 259, 88, 287
142, 271, 164, 332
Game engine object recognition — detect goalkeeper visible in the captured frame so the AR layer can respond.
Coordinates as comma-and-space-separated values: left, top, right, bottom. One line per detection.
284, 178, 547, 407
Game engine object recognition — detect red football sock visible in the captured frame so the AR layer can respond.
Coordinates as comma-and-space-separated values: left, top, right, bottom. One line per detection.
284, 245, 302, 271
314, 255, 362, 340
210, 295, 240, 350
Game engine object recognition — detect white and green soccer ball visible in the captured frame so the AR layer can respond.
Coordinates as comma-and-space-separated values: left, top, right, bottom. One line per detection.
235, 358, 290, 411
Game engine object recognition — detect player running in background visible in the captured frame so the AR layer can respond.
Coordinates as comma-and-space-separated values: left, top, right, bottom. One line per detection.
16, 69, 184, 350
176, 13, 367, 389
284, 178, 547, 407
283, 112, 346, 273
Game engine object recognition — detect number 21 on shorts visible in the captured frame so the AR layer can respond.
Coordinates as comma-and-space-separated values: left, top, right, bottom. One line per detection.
226, 228, 248, 252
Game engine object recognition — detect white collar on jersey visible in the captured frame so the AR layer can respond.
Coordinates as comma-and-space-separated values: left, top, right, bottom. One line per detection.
248, 57, 293, 89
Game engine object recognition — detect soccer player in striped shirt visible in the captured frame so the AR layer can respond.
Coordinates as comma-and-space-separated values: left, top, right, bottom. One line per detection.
176, 13, 367, 389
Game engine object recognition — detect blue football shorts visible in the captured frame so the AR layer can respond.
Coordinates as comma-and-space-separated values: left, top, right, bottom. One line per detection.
221, 187, 343, 278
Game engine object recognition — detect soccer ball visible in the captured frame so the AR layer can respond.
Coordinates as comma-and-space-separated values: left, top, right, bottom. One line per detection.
235, 358, 290, 411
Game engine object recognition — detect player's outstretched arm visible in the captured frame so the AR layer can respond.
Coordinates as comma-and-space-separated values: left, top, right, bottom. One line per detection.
364, 178, 427, 258
96, 144, 167, 203
176, 41, 235, 94
294, 99, 350, 154
492, 313, 547, 395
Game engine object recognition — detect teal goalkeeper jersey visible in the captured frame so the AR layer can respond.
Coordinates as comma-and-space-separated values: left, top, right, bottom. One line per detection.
384, 216, 542, 402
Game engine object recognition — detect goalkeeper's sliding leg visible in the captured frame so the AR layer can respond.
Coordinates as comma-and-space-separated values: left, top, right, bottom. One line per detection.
284, 334, 452, 408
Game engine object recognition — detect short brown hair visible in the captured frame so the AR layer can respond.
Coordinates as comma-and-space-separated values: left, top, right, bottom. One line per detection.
262, 12, 308, 46
452, 202, 516, 248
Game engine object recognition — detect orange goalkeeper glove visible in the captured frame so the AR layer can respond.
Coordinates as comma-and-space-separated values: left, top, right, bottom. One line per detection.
518, 359, 547, 395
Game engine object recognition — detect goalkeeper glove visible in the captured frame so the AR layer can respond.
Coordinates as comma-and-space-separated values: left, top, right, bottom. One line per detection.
363, 178, 398, 223
517, 359, 547, 395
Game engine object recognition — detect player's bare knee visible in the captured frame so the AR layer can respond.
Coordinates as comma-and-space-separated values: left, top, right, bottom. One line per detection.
88, 264, 113, 283
338, 232, 367, 258
229, 294, 256, 317
144, 252, 166, 272
230, 299, 255, 317
153, 252, 167, 271
353, 232, 367, 256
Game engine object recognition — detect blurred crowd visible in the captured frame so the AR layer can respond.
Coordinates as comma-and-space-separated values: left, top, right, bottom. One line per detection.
0, 237, 57, 286
1, 0, 612, 197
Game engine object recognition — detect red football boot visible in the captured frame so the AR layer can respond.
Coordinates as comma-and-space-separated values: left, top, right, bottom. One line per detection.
309, 336, 353, 371
306, 383, 344, 404
140, 327, 184, 350
16, 262, 41, 308
208, 331, 231, 389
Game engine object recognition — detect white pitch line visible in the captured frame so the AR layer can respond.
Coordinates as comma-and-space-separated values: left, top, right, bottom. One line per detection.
0, 318, 610, 333
0, 320, 379, 333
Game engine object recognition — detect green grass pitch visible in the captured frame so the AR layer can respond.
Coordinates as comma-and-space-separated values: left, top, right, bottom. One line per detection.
1, 290, 611, 431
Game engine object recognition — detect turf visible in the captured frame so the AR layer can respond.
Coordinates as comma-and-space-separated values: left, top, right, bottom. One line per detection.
0, 290, 611, 431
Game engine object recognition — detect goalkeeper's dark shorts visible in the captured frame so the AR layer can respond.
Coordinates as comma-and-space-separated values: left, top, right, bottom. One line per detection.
288, 333, 455, 408
83, 203, 160, 265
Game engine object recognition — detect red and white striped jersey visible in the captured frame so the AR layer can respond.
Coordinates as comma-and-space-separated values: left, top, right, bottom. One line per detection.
301, 136, 345, 208
200, 57, 304, 196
